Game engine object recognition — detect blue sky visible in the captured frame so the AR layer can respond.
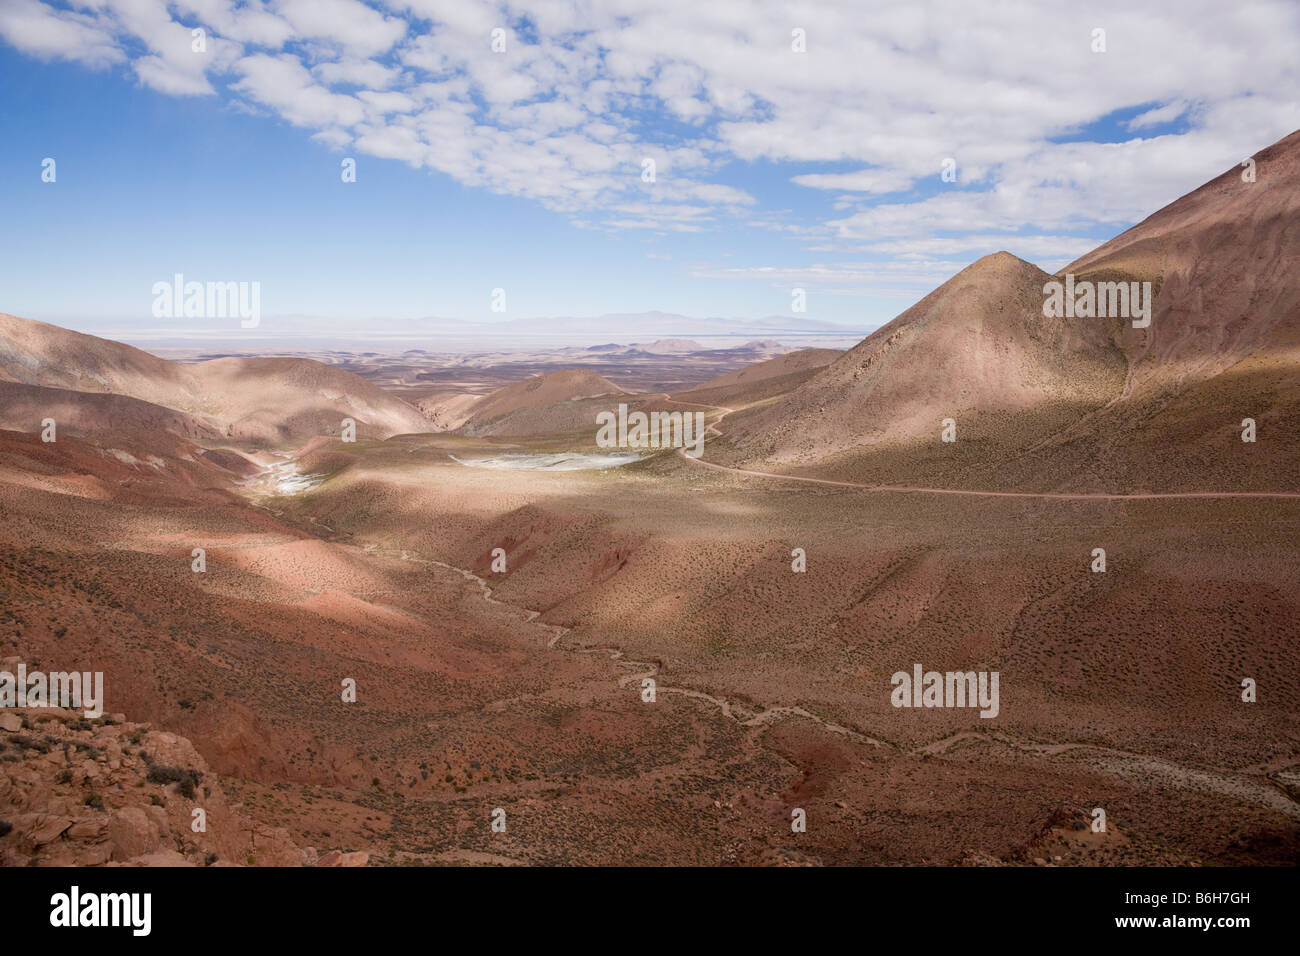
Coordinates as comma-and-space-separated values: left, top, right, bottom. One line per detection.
1, 1, 1296, 344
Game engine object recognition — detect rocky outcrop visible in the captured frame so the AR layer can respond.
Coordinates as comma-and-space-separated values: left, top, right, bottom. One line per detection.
0, 705, 360, 867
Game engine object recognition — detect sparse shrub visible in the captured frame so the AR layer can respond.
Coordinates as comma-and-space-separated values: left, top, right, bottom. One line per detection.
147, 764, 202, 800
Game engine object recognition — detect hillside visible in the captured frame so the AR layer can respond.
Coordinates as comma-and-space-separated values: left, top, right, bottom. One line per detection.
713, 129, 1300, 492
0, 314, 433, 442
720, 252, 1126, 471
464, 369, 625, 428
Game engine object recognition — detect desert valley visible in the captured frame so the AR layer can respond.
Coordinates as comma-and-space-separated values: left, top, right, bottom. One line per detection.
1, 131, 1298, 868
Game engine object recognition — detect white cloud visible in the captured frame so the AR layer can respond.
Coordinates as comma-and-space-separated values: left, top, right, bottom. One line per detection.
176, 0, 293, 47
233, 52, 366, 127
863, 235, 1100, 260
0, 0, 123, 67
2, 0, 1297, 288
792, 168, 917, 195
1127, 99, 1193, 130
314, 56, 401, 88
273, 0, 406, 57
353, 120, 426, 163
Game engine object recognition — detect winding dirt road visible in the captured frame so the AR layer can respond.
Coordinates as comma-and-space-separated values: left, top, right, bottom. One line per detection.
665, 398, 1300, 501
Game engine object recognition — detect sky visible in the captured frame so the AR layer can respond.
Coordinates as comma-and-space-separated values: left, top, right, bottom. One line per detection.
0, 0, 1297, 344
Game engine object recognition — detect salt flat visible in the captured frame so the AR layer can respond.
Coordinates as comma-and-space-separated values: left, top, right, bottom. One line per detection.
449, 451, 644, 471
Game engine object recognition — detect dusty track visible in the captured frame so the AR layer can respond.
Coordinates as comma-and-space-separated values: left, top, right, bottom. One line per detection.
666, 398, 1300, 501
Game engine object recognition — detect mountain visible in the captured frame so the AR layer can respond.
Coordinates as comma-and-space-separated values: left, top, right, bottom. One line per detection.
670, 348, 843, 409
686, 348, 843, 392
0, 312, 201, 408
412, 391, 483, 431
185, 356, 432, 441
717, 129, 1300, 491
464, 369, 625, 427
0, 381, 221, 441
0, 313, 432, 442
1067, 128, 1300, 396
629, 339, 707, 354
722, 252, 1126, 468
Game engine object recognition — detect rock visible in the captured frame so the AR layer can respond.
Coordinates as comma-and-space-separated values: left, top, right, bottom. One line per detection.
0, 713, 22, 732
120, 849, 191, 867
316, 849, 368, 867
66, 819, 108, 840
109, 807, 159, 861
26, 814, 74, 846
73, 843, 113, 866
144, 805, 170, 837
22, 706, 78, 722
0, 712, 310, 867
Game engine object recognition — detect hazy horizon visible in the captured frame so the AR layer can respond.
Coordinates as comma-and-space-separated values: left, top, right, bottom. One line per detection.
4, 0, 1296, 336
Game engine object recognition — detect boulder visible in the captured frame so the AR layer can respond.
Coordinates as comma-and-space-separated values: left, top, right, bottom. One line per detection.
109, 807, 160, 861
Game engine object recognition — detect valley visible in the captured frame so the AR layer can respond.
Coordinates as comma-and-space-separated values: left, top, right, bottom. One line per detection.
2, 130, 1299, 868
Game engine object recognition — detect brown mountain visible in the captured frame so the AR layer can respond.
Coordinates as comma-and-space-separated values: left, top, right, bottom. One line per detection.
0, 312, 200, 407
721, 252, 1126, 469
186, 356, 433, 442
1068, 128, 1300, 395
685, 347, 842, 393
0, 313, 432, 441
0, 381, 221, 441
669, 347, 844, 410
465, 368, 625, 427
717, 129, 1300, 491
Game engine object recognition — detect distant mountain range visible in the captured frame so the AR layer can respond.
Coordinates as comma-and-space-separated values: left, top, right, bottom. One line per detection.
35, 311, 867, 352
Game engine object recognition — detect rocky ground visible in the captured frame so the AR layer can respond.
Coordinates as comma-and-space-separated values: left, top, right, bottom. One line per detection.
0, 698, 364, 867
